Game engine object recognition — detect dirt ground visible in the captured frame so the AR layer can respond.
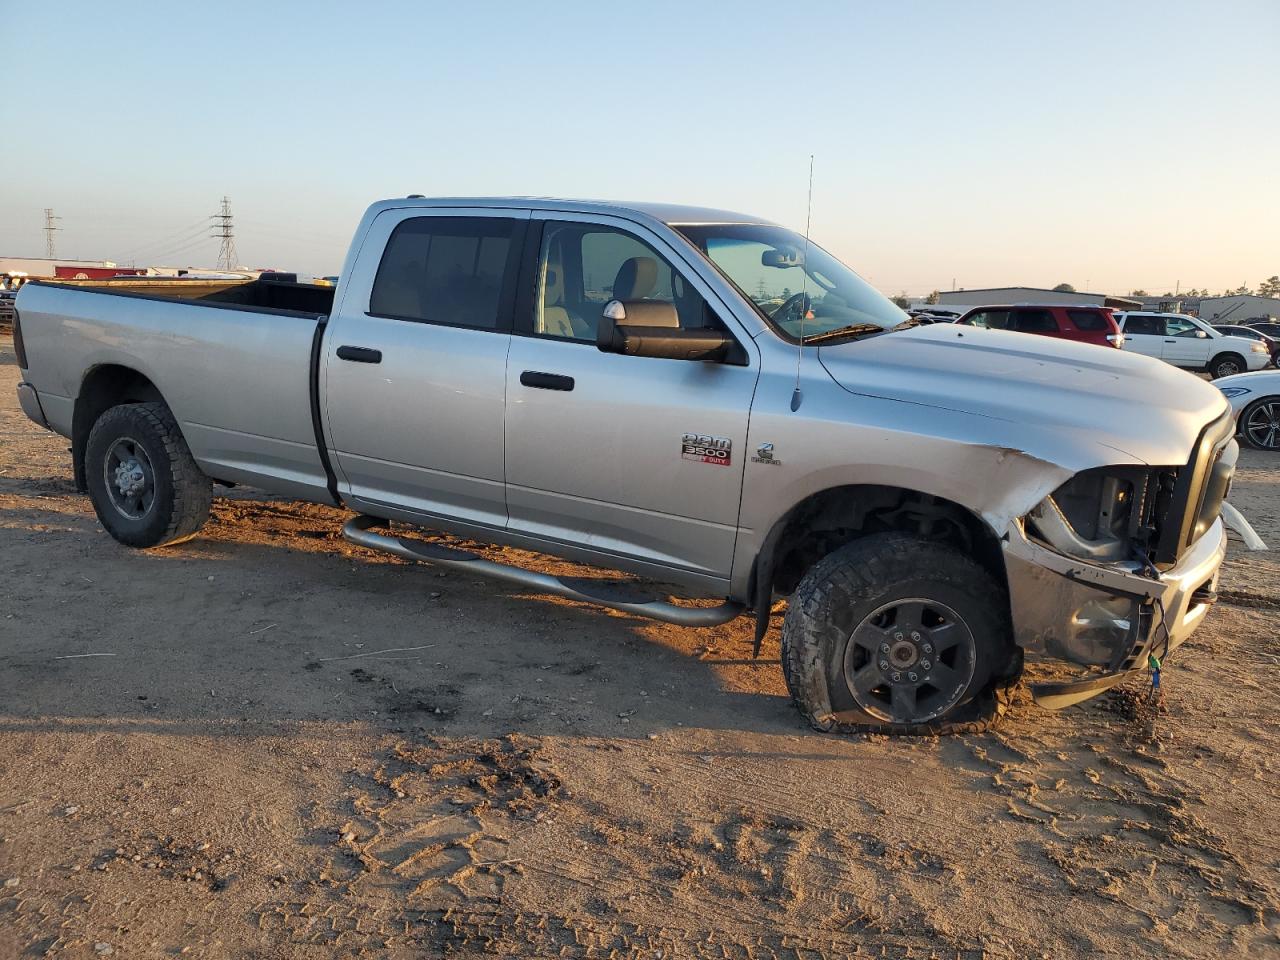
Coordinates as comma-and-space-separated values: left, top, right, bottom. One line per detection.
1, 331, 1277, 960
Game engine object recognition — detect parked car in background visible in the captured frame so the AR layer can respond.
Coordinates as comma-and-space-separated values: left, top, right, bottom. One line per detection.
1216, 370, 1280, 450
1213, 324, 1280, 366
955, 304, 1122, 349
1244, 318, 1280, 340
908, 307, 963, 324
1114, 311, 1271, 379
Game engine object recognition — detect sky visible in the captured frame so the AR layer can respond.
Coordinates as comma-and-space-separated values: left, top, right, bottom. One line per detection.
1, 0, 1276, 295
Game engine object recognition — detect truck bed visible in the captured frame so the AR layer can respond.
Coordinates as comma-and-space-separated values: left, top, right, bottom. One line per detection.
16, 280, 334, 505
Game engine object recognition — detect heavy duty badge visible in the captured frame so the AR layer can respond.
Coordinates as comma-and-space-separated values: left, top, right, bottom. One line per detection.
681, 433, 732, 466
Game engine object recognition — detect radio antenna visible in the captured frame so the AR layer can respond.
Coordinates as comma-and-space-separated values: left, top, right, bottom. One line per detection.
791, 155, 814, 412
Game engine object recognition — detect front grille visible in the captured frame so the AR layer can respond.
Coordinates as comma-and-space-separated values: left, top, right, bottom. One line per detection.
1153, 411, 1236, 565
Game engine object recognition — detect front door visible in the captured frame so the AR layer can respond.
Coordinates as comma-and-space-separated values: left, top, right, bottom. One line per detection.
323, 208, 529, 528
503, 215, 759, 583
1160, 316, 1212, 368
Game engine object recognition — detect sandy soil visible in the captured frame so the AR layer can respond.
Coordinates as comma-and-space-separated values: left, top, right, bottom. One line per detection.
1, 332, 1277, 959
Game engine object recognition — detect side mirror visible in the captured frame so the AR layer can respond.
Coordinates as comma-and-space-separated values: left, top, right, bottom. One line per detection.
597, 300, 743, 364
1196, 330, 1208, 338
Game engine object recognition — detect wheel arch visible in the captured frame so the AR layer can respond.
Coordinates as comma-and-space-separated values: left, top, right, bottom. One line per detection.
747, 483, 1011, 654
72, 364, 166, 492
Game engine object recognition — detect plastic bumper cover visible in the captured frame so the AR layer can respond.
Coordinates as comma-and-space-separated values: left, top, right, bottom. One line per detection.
16, 382, 48, 430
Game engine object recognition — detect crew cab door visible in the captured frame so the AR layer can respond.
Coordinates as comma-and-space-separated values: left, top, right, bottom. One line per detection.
1118, 315, 1164, 359
1160, 316, 1212, 367
503, 214, 758, 584
322, 207, 529, 527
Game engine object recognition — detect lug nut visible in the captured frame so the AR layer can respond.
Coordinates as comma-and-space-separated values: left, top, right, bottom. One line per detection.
921, 660, 932, 670
911, 631, 921, 641
879, 660, 889, 671
894, 632, 904, 642
880, 643, 890, 653
891, 672, 902, 682
922, 643, 933, 654
908, 672, 918, 682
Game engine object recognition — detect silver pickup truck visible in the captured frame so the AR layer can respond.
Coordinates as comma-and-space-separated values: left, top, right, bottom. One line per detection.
13, 197, 1236, 734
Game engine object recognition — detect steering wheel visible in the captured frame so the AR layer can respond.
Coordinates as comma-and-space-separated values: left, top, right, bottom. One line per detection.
772, 291, 812, 324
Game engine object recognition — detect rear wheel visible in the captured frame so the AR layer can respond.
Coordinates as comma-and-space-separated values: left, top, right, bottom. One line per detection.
1209, 353, 1246, 379
780, 533, 1018, 735
1240, 396, 1280, 451
85, 402, 212, 547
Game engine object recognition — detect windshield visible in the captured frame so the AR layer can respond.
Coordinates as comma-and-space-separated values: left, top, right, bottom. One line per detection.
676, 223, 908, 341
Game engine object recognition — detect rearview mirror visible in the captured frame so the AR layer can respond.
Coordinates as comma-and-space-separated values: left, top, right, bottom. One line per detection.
761, 248, 804, 268
597, 300, 743, 364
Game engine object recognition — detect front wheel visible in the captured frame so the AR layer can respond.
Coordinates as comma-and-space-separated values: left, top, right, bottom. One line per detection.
85, 402, 212, 547
1208, 352, 1246, 379
780, 534, 1018, 735
1240, 396, 1280, 451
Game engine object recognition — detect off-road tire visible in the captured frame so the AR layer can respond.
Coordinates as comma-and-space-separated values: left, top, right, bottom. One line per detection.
85, 402, 212, 547
1208, 352, 1246, 379
780, 533, 1020, 736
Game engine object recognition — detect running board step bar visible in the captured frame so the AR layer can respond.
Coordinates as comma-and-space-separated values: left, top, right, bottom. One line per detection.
342, 515, 745, 628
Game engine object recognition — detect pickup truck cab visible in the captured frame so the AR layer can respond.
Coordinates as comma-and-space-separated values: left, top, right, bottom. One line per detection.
13, 197, 1236, 734
1115, 310, 1271, 378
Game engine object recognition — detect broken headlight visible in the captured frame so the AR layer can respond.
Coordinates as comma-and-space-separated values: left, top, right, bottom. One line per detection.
1027, 466, 1176, 563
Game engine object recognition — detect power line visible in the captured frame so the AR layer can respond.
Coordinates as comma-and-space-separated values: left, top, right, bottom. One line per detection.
210, 197, 238, 271
43, 208, 61, 259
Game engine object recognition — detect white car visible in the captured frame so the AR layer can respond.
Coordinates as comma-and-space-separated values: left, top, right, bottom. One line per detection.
1114, 311, 1271, 379
1216, 370, 1280, 450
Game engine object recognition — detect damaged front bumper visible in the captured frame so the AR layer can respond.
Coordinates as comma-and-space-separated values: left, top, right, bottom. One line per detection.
1003, 516, 1227, 709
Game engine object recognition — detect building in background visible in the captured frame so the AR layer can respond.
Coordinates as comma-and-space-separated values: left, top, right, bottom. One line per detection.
930, 287, 1141, 310
1198, 294, 1280, 324
0, 257, 145, 280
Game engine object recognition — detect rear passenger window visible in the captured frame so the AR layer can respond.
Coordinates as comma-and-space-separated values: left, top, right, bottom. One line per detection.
1124, 316, 1161, 335
1010, 310, 1056, 333
1067, 309, 1107, 331
369, 217, 520, 329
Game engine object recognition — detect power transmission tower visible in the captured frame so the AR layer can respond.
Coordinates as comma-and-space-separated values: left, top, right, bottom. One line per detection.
210, 197, 239, 270
43, 208, 61, 259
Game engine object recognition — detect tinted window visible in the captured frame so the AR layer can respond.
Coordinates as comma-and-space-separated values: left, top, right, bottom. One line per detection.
534, 222, 713, 341
1165, 317, 1199, 337
964, 310, 1011, 329
1123, 315, 1162, 335
1010, 309, 1057, 333
1067, 309, 1108, 331
369, 217, 519, 329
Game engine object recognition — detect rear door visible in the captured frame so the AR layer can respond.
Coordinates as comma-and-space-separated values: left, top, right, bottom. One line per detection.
323, 207, 529, 528
1007, 308, 1061, 340
1118, 314, 1164, 358
1160, 316, 1212, 367
502, 213, 758, 583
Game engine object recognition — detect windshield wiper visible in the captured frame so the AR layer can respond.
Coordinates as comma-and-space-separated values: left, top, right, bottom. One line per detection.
802, 323, 888, 344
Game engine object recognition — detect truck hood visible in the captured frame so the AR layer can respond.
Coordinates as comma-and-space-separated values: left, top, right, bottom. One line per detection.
818, 324, 1230, 466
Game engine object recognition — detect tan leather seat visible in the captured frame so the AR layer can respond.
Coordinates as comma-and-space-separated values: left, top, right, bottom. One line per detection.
613, 257, 659, 300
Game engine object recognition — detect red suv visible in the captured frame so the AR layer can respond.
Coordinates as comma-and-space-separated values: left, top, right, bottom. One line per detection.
955, 304, 1123, 349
